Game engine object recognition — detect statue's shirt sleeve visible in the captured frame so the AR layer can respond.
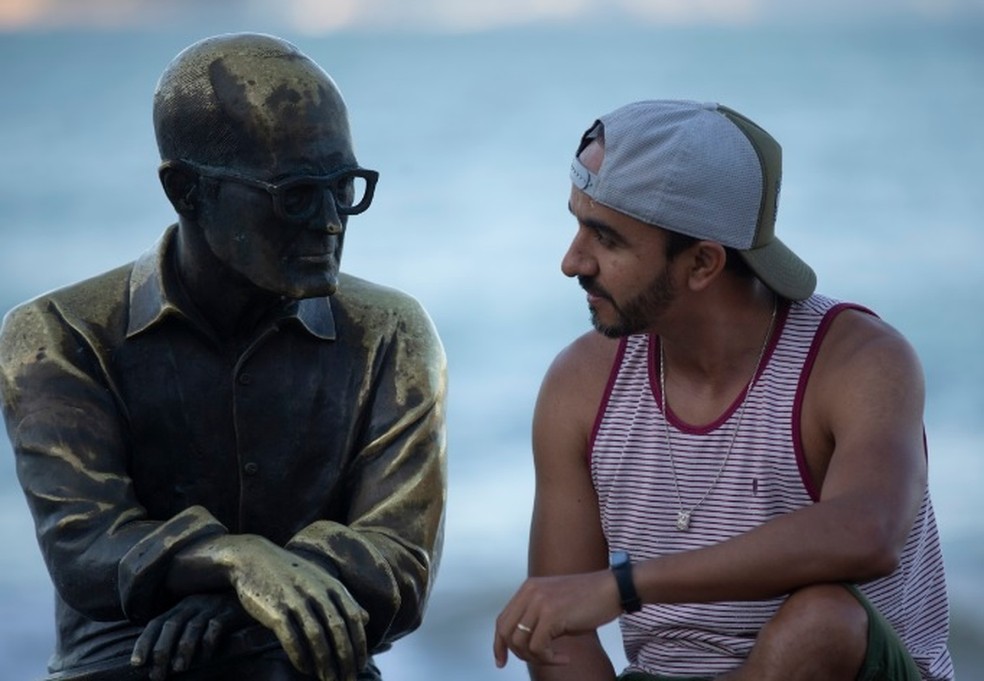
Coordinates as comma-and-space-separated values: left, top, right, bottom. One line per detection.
0, 249, 447, 657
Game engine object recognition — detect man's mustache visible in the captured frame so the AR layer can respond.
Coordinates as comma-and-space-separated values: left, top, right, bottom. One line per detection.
577, 276, 611, 301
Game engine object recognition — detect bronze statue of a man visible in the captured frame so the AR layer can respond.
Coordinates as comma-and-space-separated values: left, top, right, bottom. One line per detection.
0, 33, 447, 681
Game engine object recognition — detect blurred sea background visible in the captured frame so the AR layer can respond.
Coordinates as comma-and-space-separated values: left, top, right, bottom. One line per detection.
1, 1, 982, 679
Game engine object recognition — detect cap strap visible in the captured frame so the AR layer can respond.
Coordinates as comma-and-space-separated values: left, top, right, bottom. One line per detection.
570, 156, 596, 192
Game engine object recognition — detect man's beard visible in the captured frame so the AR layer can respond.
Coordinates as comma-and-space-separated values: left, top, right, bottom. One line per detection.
580, 268, 676, 338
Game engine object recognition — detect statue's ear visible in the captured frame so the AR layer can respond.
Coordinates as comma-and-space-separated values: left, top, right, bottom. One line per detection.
159, 161, 199, 217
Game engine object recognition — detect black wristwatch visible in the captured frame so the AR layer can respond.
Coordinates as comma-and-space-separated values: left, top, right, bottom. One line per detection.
609, 550, 642, 613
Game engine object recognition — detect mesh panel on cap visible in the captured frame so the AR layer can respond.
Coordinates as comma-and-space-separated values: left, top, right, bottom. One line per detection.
571, 100, 817, 300
591, 101, 763, 249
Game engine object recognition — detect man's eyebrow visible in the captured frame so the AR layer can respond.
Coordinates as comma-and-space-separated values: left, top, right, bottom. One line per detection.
568, 201, 623, 244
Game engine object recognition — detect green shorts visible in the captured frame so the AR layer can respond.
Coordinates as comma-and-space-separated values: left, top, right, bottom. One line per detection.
617, 585, 921, 681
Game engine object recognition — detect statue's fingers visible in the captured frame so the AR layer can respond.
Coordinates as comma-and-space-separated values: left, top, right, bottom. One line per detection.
276, 608, 314, 677
149, 619, 182, 681
297, 597, 340, 681
200, 618, 224, 660
171, 613, 208, 672
199, 596, 247, 658
329, 590, 368, 674
237, 585, 316, 674
131, 617, 165, 668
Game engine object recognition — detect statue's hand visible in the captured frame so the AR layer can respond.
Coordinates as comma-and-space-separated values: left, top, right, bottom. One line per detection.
130, 592, 250, 680
227, 536, 369, 681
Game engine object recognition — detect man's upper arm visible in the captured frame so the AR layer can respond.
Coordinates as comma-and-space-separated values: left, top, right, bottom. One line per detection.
810, 310, 928, 571
526, 334, 618, 681
528, 334, 613, 576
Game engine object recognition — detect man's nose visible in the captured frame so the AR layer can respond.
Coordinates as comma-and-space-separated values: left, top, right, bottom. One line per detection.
561, 230, 597, 279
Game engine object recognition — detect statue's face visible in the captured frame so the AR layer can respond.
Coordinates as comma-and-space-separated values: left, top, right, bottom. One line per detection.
195, 131, 357, 299
192, 52, 361, 299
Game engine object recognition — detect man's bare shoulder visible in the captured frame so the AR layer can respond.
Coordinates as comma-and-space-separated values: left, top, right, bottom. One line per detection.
803, 306, 925, 470
537, 331, 621, 425
813, 308, 923, 389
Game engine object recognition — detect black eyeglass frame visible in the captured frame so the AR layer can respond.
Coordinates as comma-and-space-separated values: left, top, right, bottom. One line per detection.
163, 159, 380, 220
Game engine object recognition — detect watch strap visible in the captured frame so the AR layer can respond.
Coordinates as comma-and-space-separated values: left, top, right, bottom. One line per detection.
610, 550, 642, 613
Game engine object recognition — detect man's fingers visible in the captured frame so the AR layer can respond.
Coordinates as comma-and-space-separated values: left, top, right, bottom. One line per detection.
493, 603, 536, 665
492, 620, 524, 668
493, 610, 517, 666
493, 603, 571, 668
526, 621, 568, 666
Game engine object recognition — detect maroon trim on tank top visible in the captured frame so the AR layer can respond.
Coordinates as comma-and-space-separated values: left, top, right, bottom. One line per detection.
645, 302, 790, 435
793, 302, 875, 501
588, 335, 630, 467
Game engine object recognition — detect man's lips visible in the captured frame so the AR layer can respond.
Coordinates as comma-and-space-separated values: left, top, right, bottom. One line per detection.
585, 290, 608, 305
578, 277, 611, 304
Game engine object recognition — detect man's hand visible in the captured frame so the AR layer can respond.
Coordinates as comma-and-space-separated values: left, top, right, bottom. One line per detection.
224, 536, 370, 681
131, 592, 250, 680
493, 569, 622, 668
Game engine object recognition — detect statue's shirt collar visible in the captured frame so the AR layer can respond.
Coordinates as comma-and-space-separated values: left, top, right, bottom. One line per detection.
126, 225, 336, 341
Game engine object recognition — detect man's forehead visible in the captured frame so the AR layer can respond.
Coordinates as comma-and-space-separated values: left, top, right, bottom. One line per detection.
578, 139, 605, 175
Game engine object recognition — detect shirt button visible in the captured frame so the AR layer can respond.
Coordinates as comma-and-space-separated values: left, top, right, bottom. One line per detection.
238, 373, 252, 385
244, 462, 259, 476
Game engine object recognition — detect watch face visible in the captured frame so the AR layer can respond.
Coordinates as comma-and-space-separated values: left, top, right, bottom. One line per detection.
610, 550, 629, 568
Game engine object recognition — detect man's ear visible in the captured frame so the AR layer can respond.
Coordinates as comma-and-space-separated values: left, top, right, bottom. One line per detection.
159, 162, 199, 217
686, 241, 727, 291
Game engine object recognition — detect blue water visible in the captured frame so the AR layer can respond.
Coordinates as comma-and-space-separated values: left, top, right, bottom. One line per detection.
1, 22, 982, 680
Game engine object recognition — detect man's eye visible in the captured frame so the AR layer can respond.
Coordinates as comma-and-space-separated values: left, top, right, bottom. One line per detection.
593, 228, 615, 247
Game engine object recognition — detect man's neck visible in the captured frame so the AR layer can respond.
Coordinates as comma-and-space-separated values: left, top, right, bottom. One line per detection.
658, 283, 778, 392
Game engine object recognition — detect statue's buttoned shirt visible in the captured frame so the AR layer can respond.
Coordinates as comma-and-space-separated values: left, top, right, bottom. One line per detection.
0, 226, 447, 673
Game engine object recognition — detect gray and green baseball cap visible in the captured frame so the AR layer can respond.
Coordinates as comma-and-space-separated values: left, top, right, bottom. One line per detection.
570, 100, 816, 300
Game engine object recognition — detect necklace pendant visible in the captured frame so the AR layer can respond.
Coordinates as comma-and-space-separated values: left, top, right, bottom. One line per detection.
676, 510, 692, 531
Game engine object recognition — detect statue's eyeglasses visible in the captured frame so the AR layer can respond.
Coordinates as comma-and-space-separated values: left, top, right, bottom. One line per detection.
166, 160, 379, 221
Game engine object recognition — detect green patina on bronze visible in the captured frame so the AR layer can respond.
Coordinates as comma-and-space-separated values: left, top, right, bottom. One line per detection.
0, 32, 447, 681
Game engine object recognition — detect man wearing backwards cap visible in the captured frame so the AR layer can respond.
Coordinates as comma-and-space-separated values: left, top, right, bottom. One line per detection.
494, 100, 952, 680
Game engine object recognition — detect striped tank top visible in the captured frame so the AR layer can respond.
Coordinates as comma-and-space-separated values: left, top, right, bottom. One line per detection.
590, 294, 953, 680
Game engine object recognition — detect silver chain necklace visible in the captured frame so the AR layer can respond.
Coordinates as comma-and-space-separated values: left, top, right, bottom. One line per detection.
659, 299, 777, 531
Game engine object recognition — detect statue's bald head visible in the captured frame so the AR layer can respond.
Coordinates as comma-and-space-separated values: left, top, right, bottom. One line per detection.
153, 33, 352, 169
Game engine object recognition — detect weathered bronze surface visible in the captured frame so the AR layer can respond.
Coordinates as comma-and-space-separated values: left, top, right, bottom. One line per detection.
0, 33, 447, 681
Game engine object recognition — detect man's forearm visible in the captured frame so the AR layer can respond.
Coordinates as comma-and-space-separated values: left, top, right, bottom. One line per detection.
529, 634, 616, 681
